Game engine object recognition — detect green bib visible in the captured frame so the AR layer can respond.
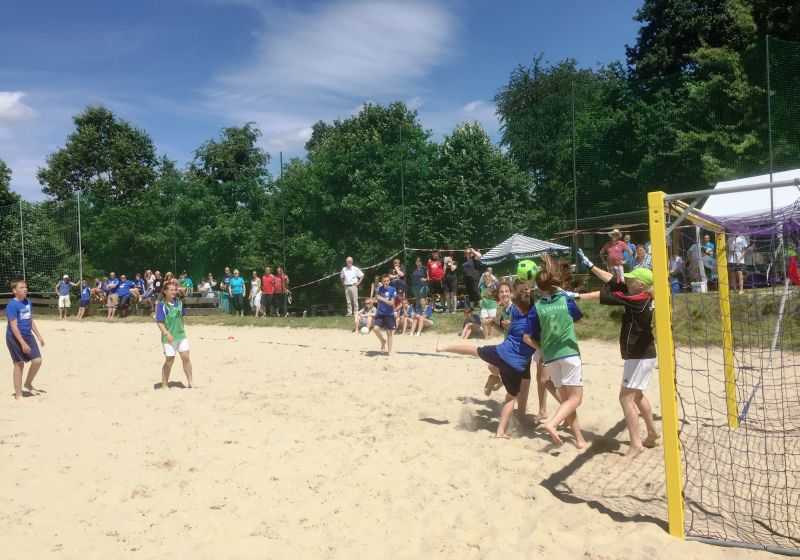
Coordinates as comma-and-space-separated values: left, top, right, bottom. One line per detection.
534, 294, 579, 363
160, 300, 186, 344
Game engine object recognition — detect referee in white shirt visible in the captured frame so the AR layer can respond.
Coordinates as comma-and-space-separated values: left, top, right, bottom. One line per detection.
340, 256, 364, 316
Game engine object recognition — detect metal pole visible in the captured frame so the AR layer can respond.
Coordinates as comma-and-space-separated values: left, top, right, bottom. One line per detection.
664, 176, 800, 201
77, 190, 83, 282
400, 124, 407, 256
19, 199, 26, 282
571, 80, 579, 258
280, 151, 286, 271
766, 34, 774, 218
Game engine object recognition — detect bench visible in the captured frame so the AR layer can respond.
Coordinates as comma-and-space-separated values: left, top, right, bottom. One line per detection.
0, 294, 58, 310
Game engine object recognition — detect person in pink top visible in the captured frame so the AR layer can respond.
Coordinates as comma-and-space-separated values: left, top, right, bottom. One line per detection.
600, 229, 628, 283
260, 267, 275, 319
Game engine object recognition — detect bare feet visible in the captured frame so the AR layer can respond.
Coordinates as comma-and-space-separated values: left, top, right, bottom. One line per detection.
483, 374, 500, 396
380, 342, 386, 353
643, 433, 660, 448
495, 433, 511, 439
575, 436, 588, 449
541, 422, 563, 446
627, 445, 645, 457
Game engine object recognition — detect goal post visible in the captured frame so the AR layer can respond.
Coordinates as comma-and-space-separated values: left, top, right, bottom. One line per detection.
647, 190, 685, 539
649, 178, 800, 553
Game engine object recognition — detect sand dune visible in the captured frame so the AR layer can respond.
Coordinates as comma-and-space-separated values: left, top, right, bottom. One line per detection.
0, 320, 772, 559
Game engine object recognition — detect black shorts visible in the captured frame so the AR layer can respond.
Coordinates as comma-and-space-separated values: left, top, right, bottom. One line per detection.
231, 294, 244, 310
444, 277, 457, 292
79, 300, 90, 308
729, 262, 745, 272
428, 279, 443, 295
374, 314, 396, 331
477, 345, 530, 396
261, 293, 273, 309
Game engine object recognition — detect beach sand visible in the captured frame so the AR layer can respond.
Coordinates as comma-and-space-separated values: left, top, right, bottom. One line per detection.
0, 319, 772, 559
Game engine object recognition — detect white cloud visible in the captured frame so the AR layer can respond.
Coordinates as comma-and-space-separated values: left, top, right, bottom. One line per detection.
0, 92, 36, 123
206, 0, 456, 155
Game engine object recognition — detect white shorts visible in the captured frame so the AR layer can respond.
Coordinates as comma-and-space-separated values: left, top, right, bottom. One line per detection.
622, 358, 657, 391
163, 338, 190, 357
480, 308, 497, 319
58, 295, 71, 308
546, 355, 583, 388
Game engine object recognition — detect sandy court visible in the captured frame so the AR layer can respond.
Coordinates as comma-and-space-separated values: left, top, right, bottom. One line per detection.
0, 319, 773, 559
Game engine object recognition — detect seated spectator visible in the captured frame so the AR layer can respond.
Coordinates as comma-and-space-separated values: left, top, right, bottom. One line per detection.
398, 296, 415, 335
412, 297, 434, 336
356, 298, 376, 333
460, 306, 483, 339
117, 274, 135, 318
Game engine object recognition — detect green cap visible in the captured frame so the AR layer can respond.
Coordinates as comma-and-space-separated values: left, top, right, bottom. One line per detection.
624, 267, 653, 286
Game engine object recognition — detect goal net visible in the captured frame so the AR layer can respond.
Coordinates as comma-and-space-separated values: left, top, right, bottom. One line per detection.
649, 182, 800, 554
0, 199, 81, 294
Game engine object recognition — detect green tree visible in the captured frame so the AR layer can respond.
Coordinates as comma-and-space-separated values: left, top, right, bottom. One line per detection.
417, 122, 534, 245
0, 158, 19, 207
37, 106, 158, 204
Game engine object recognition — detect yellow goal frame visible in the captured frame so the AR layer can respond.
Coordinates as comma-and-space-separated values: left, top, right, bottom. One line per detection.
647, 191, 738, 540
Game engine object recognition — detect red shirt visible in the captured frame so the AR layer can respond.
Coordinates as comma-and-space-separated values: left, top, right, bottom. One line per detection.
603, 240, 628, 266
427, 259, 444, 281
261, 274, 275, 294
273, 274, 287, 294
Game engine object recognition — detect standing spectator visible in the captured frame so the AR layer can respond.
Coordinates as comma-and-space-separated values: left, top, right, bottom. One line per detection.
623, 234, 636, 271
117, 274, 136, 318
410, 257, 428, 303
389, 258, 406, 294
426, 251, 445, 299
219, 279, 230, 313
274, 266, 290, 317
443, 256, 458, 313
340, 257, 364, 317
223, 266, 232, 287
600, 229, 628, 283
462, 247, 483, 308
250, 271, 262, 317
55, 274, 77, 320
702, 234, 716, 279
77, 279, 91, 320
633, 245, 652, 270
669, 254, 686, 289
479, 269, 499, 338
261, 267, 275, 317
728, 234, 750, 294
228, 269, 246, 316
105, 272, 120, 320
198, 275, 213, 298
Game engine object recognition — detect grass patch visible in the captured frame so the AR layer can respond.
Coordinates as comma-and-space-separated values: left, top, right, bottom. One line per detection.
48, 288, 800, 350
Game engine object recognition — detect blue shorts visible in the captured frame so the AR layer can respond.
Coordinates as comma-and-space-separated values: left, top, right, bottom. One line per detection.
6, 330, 41, 363
80, 299, 90, 308
374, 314, 396, 331
477, 345, 530, 396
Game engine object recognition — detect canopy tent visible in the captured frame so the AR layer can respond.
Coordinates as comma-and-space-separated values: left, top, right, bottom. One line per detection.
701, 169, 800, 218
696, 170, 800, 235
481, 233, 570, 265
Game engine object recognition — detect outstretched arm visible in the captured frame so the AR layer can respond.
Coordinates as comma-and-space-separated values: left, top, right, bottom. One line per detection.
578, 249, 613, 283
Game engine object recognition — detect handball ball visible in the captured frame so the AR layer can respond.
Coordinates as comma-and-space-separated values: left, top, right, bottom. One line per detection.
516, 259, 539, 281
360, 326, 369, 334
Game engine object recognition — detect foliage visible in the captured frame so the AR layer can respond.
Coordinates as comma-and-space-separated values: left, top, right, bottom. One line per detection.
37, 106, 158, 205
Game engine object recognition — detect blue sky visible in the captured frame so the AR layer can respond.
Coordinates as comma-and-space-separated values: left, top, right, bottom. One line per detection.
0, 0, 643, 199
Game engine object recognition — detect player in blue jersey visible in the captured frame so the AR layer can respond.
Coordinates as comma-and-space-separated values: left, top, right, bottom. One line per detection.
437, 280, 535, 438
6, 280, 46, 400
116, 274, 136, 318
76, 280, 91, 320
372, 274, 397, 355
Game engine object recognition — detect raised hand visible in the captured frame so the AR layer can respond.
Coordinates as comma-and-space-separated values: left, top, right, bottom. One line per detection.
577, 248, 594, 269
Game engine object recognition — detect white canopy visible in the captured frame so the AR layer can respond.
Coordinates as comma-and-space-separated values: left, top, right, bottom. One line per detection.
701, 169, 800, 218
481, 233, 570, 265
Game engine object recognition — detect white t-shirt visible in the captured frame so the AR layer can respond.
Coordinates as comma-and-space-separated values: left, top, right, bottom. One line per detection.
341, 266, 363, 286
727, 235, 748, 264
